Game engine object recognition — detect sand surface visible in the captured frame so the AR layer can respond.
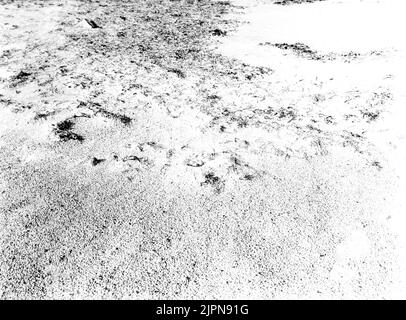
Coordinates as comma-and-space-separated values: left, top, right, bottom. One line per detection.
0, 0, 405, 299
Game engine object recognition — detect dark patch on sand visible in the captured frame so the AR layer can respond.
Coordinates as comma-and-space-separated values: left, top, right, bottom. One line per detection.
275, 0, 326, 5
261, 42, 385, 62
53, 119, 84, 142
84, 18, 101, 29
201, 172, 225, 193
91, 157, 106, 166
167, 68, 186, 78
10, 70, 33, 86
81, 102, 132, 125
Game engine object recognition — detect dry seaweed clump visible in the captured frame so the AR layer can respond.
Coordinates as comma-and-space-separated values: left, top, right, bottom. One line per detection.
274, 0, 326, 5
53, 119, 84, 142
260, 42, 385, 63
10, 70, 33, 87
272, 42, 322, 60
201, 172, 225, 193
71, 0, 237, 70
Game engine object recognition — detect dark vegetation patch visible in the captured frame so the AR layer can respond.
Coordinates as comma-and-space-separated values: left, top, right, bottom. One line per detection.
53, 119, 84, 142
261, 42, 385, 62
70, 0, 255, 80
211, 28, 227, 36
0, 96, 33, 113
217, 1, 232, 5
274, 0, 326, 5
306, 124, 322, 133
228, 154, 264, 181
275, 107, 296, 121
56, 119, 74, 131
358, 91, 392, 122
340, 50, 384, 63
167, 68, 186, 78
341, 130, 366, 153
261, 42, 322, 60
207, 94, 221, 101
201, 172, 225, 193
207, 105, 298, 131
42, 0, 274, 133
361, 110, 380, 122
97, 108, 132, 125
10, 70, 33, 86
81, 102, 132, 125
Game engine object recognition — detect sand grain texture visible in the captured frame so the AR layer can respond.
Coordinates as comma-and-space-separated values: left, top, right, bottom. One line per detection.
0, 0, 405, 299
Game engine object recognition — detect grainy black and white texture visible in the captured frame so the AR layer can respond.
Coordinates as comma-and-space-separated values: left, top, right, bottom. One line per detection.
0, 0, 405, 299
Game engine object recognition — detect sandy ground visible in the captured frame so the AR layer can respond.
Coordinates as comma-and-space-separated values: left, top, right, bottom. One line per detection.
0, 0, 405, 299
